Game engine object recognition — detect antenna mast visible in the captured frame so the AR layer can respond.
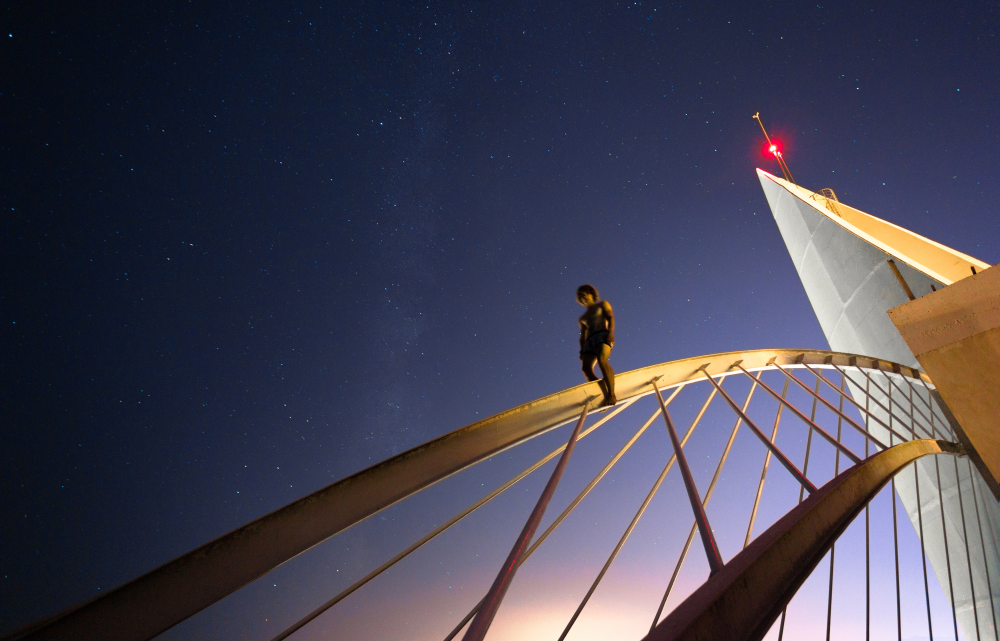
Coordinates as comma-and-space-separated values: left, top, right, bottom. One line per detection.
753, 112, 796, 185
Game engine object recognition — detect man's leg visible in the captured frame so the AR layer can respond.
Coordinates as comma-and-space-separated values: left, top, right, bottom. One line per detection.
581, 353, 600, 382
597, 345, 616, 406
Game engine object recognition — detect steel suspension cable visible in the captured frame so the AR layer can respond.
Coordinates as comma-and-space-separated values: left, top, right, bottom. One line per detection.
908, 381, 936, 641
778, 374, 825, 640
900, 374, 949, 441
978, 476, 1000, 563
462, 403, 590, 641
893, 475, 902, 641
744, 376, 790, 548
739, 364, 861, 464
797, 376, 821, 504
554, 449, 671, 641
880, 360, 934, 438
855, 362, 923, 442
900, 368, 940, 419
875, 362, 938, 436
914, 377, 955, 441
915, 461, 935, 641
701, 365, 816, 493
888, 380, 903, 641
653, 380, 723, 574
865, 391, 871, 641
955, 456, 983, 640
967, 457, 1000, 641
798, 361, 907, 446
649, 373, 763, 632
771, 360, 894, 450
908, 360, 944, 641
935, 455, 961, 641
834, 362, 933, 440
521, 388, 690, 561
443, 386, 692, 641
270, 398, 639, 641
555, 382, 725, 641
824, 376, 846, 641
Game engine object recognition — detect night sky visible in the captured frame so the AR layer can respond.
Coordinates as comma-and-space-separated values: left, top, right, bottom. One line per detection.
2, 1, 998, 639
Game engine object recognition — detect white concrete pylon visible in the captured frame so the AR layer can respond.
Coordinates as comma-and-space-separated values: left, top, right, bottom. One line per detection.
758, 168, 999, 641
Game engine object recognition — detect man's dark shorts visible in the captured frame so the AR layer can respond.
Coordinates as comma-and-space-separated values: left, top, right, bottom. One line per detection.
580, 330, 612, 357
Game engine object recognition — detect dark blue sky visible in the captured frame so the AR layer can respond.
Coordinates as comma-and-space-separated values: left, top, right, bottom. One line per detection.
2, 1, 997, 637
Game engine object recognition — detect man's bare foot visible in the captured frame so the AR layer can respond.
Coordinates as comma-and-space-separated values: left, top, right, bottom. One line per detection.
600, 395, 617, 408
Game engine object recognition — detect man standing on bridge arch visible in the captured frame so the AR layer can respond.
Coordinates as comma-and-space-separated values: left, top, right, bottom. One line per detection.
576, 284, 616, 407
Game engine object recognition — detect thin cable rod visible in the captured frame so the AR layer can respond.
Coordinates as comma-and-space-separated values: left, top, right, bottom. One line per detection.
912, 367, 940, 641
653, 380, 723, 574
910, 382, 935, 641
935, 455, 961, 641
833, 362, 933, 440
461, 403, 590, 641
797, 377, 821, 504
701, 366, 816, 493
737, 364, 861, 464
778, 380, 823, 641
824, 375, 846, 641
914, 377, 954, 440
555, 450, 670, 641
826, 546, 836, 641
967, 457, 1000, 641
893, 476, 902, 641
915, 462, 935, 640
875, 362, 938, 436
899, 373, 947, 439
977, 475, 1000, 565
270, 398, 638, 641
744, 377, 790, 548
648, 375, 762, 632
444, 387, 692, 641
878, 361, 930, 440
901, 376, 944, 441
521, 389, 689, 560
800, 362, 907, 446
828, 362, 922, 440
779, 155, 796, 184
776, 360, 893, 447
555, 384, 729, 641
444, 600, 483, 641
954, 456, 983, 640
865, 396, 871, 641
889, 381, 902, 641
908, 374, 940, 418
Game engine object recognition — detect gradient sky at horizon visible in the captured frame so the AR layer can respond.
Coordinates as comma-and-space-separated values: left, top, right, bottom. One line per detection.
2, 1, 998, 639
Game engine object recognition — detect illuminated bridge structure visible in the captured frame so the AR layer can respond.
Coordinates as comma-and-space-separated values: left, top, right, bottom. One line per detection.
9, 174, 999, 641
8, 350, 999, 641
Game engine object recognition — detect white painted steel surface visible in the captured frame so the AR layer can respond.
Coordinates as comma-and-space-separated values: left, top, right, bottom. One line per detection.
759, 169, 1000, 640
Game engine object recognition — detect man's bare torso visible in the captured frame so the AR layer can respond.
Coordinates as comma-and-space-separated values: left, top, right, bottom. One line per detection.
579, 302, 610, 339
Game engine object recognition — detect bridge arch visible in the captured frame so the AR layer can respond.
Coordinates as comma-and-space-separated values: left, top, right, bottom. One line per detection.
10, 348, 997, 641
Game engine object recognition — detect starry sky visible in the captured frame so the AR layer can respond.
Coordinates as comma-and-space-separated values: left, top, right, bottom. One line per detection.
2, 1, 998, 639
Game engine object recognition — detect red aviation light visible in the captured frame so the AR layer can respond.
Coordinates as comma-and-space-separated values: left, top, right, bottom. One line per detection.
753, 112, 796, 184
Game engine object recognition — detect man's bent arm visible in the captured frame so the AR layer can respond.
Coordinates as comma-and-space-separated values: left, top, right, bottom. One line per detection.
603, 302, 615, 344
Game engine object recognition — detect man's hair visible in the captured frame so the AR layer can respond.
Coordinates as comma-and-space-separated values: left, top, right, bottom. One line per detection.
576, 284, 599, 301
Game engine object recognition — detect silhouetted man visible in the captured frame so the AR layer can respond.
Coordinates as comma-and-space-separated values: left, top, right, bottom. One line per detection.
576, 284, 616, 406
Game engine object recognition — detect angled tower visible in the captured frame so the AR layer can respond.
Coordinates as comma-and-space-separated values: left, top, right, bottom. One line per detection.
758, 168, 1000, 641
